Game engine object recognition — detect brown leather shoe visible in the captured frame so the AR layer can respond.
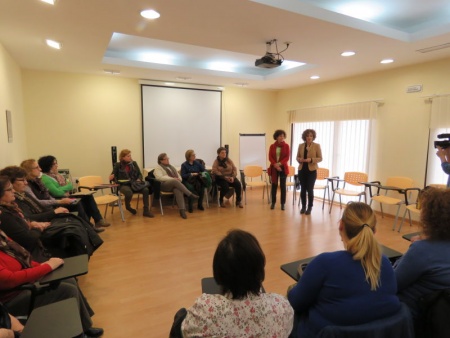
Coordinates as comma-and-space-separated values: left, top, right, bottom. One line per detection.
95, 219, 110, 227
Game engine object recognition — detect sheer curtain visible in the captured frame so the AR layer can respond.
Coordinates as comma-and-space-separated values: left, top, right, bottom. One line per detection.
426, 95, 450, 185
290, 101, 378, 202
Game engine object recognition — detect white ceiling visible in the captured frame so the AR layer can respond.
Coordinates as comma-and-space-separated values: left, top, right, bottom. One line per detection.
1, 0, 450, 90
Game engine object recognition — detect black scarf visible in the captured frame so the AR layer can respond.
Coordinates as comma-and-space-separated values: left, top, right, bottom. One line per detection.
216, 156, 228, 169
14, 192, 45, 214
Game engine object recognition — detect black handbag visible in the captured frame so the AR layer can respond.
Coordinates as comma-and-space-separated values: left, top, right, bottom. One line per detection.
0, 303, 11, 329
130, 180, 150, 192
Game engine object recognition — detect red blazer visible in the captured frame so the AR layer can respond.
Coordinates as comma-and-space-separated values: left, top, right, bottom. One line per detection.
0, 251, 51, 303
268, 141, 290, 176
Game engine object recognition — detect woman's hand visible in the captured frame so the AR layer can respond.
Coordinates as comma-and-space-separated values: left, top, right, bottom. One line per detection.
58, 198, 73, 205
54, 207, 69, 214
0, 328, 14, 338
43, 257, 64, 270
109, 173, 115, 181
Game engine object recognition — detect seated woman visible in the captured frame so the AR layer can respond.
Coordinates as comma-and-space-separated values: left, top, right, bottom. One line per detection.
394, 187, 450, 321
180, 149, 207, 212
0, 309, 23, 338
288, 202, 401, 337
154, 153, 199, 219
181, 229, 293, 337
0, 167, 103, 259
0, 230, 103, 337
37, 155, 109, 230
109, 149, 154, 218
0, 176, 102, 261
211, 147, 243, 208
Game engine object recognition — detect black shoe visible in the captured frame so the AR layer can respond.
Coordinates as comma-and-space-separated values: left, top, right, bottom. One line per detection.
190, 193, 199, 199
270, 203, 275, 210
300, 207, 306, 214
281, 204, 285, 211
198, 205, 205, 211
84, 327, 104, 337
180, 209, 187, 219
305, 207, 312, 215
126, 206, 137, 215
93, 226, 105, 233
143, 209, 155, 218
188, 200, 193, 213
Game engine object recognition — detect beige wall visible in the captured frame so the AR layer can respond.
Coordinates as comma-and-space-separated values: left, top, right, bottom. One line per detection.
0, 44, 28, 167
22, 71, 277, 181
277, 57, 450, 187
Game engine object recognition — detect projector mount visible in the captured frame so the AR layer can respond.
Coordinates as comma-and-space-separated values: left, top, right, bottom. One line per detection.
255, 39, 290, 68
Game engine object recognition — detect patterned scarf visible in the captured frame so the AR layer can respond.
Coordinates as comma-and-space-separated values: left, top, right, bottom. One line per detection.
216, 156, 228, 169
46, 172, 67, 186
0, 203, 26, 220
0, 230, 31, 269
28, 178, 52, 200
14, 192, 45, 214
120, 161, 140, 181
160, 164, 178, 178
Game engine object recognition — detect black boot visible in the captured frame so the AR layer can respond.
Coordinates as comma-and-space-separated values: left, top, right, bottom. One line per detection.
188, 198, 194, 213
180, 209, 187, 219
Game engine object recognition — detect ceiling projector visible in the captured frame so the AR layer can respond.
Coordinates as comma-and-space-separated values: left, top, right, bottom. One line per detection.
254, 39, 289, 68
255, 53, 283, 68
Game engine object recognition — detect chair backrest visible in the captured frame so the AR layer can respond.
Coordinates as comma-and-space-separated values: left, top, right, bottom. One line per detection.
243, 165, 263, 178
287, 166, 296, 177
78, 176, 103, 190
415, 288, 450, 338
317, 303, 414, 338
317, 168, 329, 180
344, 172, 368, 187
385, 177, 414, 189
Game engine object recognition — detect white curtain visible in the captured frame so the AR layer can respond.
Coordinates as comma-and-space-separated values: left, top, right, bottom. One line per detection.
290, 101, 378, 203
426, 95, 450, 185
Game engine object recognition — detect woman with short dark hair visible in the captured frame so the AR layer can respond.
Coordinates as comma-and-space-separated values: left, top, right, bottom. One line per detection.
38, 155, 110, 230
268, 129, 290, 210
180, 149, 206, 212
181, 229, 293, 337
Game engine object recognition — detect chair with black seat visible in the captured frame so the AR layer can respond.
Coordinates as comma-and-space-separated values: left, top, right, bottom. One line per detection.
316, 303, 414, 338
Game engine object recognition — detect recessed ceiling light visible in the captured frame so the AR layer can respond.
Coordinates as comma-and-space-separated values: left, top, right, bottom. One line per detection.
46, 39, 61, 49
140, 9, 160, 19
380, 59, 394, 64
103, 69, 120, 75
40, 0, 56, 4
341, 51, 356, 57
310, 75, 320, 80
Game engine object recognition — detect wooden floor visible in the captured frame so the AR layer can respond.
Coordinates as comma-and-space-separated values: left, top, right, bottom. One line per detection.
77, 189, 420, 337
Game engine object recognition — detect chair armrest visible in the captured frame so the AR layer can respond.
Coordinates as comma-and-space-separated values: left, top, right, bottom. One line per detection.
403, 187, 422, 205
77, 185, 96, 192
325, 176, 341, 191
360, 181, 382, 198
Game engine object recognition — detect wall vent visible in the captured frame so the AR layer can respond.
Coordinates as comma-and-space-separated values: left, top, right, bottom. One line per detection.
416, 43, 450, 53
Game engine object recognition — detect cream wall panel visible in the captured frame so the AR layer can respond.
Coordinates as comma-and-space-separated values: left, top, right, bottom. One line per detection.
0, 43, 28, 167
23, 71, 142, 182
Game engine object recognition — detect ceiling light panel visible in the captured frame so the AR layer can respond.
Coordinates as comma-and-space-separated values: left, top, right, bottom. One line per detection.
46, 39, 61, 49
140, 9, 160, 19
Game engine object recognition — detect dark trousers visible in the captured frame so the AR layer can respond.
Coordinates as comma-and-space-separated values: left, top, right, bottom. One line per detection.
183, 181, 204, 208
271, 170, 287, 205
215, 177, 242, 203
299, 168, 317, 208
120, 185, 150, 209
80, 195, 103, 223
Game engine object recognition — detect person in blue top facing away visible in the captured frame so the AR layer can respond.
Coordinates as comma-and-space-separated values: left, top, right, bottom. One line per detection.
288, 202, 401, 338
394, 187, 450, 318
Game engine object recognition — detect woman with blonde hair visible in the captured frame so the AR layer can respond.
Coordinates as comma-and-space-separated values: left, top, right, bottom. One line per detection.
288, 202, 400, 337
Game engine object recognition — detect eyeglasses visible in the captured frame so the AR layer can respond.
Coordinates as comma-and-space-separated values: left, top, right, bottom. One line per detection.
163, 157, 169, 160
32, 166, 40, 169
4, 187, 13, 192
15, 178, 26, 182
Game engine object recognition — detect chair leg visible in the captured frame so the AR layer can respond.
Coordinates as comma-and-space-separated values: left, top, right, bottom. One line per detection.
329, 191, 336, 214
117, 196, 125, 222
322, 187, 326, 210
380, 203, 384, 218
103, 204, 108, 219
159, 198, 164, 215
339, 194, 342, 209
136, 194, 140, 210
393, 205, 401, 232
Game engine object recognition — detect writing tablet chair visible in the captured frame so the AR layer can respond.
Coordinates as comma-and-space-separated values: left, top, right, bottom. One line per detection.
243, 165, 270, 205
312, 168, 332, 210
148, 170, 175, 215
77, 175, 124, 221
316, 303, 414, 338
367, 177, 416, 231
329, 172, 368, 214
285, 166, 297, 205
397, 188, 422, 232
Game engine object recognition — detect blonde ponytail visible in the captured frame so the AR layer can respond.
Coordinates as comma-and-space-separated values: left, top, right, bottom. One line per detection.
342, 203, 382, 291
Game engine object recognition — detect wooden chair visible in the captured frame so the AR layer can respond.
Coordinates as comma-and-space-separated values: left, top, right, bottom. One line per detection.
243, 165, 270, 205
329, 172, 368, 213
285, 165, 297, 205
368, 177, 415, 230
77, 175, 124, 221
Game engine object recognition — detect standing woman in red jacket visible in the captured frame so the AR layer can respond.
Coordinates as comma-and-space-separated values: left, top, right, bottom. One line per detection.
268, 129, 290, 210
